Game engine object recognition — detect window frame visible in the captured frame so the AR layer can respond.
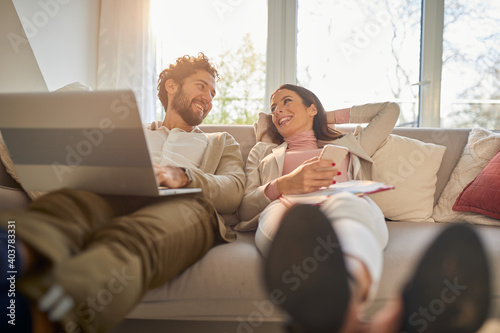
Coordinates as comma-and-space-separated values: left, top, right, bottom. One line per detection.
267, 0, 446, 127
418, 0, 444, 127
265, 0, 297, 113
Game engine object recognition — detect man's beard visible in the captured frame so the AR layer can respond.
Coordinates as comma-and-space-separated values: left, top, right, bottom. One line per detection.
171, 86, 205, 126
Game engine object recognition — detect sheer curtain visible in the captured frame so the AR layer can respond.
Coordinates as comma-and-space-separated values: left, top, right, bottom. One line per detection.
97, 0, 156, 122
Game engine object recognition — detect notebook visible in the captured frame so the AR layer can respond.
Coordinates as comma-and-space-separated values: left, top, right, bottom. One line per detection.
0, 90, 202, 197
280, 180, 395, 206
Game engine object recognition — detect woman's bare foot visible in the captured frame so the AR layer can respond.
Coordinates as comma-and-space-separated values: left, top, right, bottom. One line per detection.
344, 255, 372, 304
336, 256, 375, 333
337, 298, 403, 333
367, 298, 404, 333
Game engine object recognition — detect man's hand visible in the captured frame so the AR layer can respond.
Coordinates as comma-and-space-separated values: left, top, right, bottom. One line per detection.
153, 164, 190, 188
276, 157, 339, 195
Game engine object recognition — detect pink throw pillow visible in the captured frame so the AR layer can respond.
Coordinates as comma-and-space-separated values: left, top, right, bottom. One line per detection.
453, 150, 500, 220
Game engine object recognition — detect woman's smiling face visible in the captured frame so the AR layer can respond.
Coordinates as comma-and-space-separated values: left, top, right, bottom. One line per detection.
270, 89, 317, 138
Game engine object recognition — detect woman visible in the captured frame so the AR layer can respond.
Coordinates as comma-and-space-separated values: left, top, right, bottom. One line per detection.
236, 84, 399, 331
237, 84, 490, 332
237, 84, 400, 241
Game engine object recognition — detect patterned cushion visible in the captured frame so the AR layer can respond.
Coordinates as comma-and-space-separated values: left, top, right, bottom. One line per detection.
433, 128, 500, 225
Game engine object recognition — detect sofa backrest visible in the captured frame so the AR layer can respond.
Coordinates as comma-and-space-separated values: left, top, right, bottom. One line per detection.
0, 124, 474, 209
200, 125, 256, 163
200, 125, 472, 205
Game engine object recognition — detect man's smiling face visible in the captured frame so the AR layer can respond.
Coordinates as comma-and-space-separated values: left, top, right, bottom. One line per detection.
171, 70, 216, 126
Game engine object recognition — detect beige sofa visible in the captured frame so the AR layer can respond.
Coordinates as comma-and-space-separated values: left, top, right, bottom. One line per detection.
1, 125, 499, 333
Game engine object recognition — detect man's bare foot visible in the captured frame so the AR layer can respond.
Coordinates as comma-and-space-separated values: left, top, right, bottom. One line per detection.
17, 240, 38, 274
31, 302, 57, 333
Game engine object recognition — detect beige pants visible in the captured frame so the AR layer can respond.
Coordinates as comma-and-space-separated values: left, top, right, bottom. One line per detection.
0, 189, 221, 332
255, 192, 388, 300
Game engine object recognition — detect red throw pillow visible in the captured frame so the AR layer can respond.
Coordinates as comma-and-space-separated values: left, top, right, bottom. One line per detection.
453, 150, 500, 219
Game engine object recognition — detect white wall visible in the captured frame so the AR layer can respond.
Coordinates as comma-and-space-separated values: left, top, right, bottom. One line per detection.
0, 0, 47, 92
12, 0, 100, 91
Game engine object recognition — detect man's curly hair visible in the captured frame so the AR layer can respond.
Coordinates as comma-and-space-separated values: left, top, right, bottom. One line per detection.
157, 53, 219, 110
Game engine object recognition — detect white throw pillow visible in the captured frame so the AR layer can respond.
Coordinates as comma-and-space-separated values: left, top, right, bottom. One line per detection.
432, 128, 500, 226
369, 135, 447, 222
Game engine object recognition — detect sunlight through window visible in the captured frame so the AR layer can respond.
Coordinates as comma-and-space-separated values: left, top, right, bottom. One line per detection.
150, 0, 267, 124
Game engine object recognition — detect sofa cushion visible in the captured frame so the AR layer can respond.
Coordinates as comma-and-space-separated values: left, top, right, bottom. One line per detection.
128, 232, 284, 321
390, 128, 471, 204
369, 222, 500, 318
369, 135, 446, 222
453, 150, 500, 220
126, 223, 500, 323
433, 128, 500, 226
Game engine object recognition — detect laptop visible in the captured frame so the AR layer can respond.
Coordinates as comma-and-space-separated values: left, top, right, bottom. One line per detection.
0, 90, 202, 197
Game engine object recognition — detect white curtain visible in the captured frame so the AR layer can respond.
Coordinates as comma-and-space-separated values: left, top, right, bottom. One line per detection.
97, 0, 156, 122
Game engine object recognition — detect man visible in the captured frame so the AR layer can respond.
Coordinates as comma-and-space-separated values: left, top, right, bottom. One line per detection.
0, 53, 245, 332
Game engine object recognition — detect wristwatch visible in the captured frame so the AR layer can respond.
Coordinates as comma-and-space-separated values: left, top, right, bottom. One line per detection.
181, 167, 193, 186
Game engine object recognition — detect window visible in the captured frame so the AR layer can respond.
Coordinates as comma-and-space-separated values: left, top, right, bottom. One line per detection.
150, 0, 499, 128
440, 0, 500, 129
297, 0, 422, 126
150, 0, 267, 124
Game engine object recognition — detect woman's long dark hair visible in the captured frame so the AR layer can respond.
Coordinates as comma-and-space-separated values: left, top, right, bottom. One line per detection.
266, 84, 343, 144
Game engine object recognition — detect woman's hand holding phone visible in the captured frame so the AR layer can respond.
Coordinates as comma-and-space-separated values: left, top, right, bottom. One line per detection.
276, 157, 340, 195
319, 144, 349, 166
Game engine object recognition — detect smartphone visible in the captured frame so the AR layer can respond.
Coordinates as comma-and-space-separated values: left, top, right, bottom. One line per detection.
319, 144, 349, 166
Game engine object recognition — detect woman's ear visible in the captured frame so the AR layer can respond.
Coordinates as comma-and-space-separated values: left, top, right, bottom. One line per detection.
309, 104, 318, 117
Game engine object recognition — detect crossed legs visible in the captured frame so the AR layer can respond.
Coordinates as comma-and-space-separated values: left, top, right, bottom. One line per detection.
256, 192, 387, 318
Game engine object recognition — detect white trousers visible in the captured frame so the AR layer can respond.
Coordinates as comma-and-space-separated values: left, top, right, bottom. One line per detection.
256, 192, 388, 299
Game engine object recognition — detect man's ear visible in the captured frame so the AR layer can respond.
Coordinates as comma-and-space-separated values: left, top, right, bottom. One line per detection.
165, 79, 179, 95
